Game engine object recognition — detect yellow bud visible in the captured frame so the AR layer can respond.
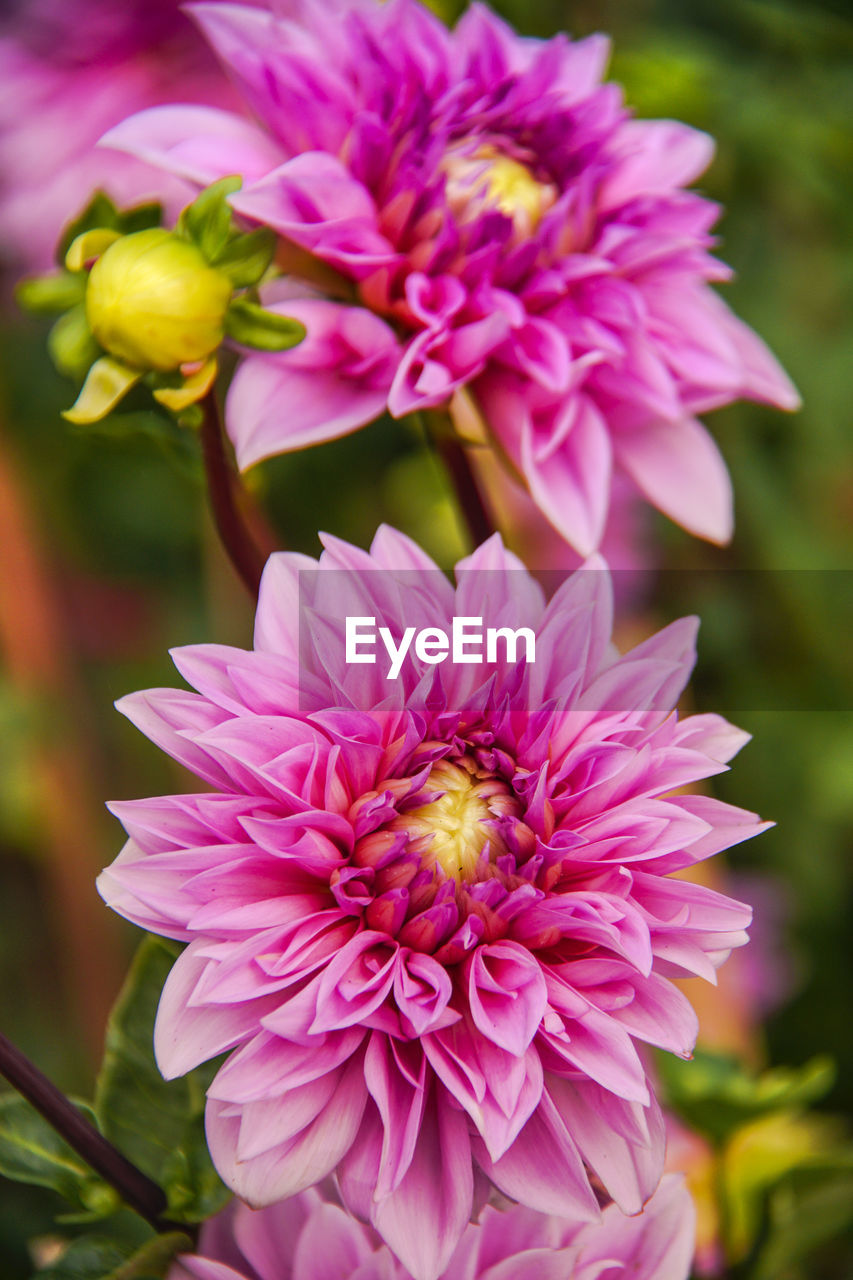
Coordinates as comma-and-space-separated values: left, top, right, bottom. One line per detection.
85, 229, 233, 373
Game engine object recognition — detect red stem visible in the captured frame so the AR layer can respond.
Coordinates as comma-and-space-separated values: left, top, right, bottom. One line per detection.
199, 394, 267, 599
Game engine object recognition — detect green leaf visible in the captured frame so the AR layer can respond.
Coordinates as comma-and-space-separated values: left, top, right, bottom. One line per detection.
752, 1164, 853, 1279
32, 1231, 190, 1280
56, 192, 120, 267
108, 1232, 191, 1280
178, 176, 242, 263
224, 298, 306, 351
95, 936, 229, 1224
657, 1049, 836, 1146
48, 306, 101, 381
211, 228, 276, 288
33, 1236, 133, 1280
16, 272, 86, 316
0, 1095, 118, 1217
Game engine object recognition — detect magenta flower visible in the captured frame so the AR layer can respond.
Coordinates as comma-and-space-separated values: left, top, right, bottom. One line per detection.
101, 0, 799, 552
0, 0, 237, 272
169, 1174, 695, 1280
99, 528, 762, 1279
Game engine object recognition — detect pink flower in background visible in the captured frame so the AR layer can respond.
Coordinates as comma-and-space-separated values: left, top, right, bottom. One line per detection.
169, 1174, 695, 1280
0, 0, 237, 272
98, 527, 764, 1279
475, 452, 656, 613
102, 0, 799, 552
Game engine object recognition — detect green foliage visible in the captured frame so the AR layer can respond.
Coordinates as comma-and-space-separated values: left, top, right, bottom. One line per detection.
660, 1049, 853, 1274
658, 1049, 835, 1146
94, 936, 229, 1224
33, 1237, 132, 1280
224, 297, 306, 351
32, 1231, 191, 1280
749, 1162, 853, 1279
0, 1096, 119, 1219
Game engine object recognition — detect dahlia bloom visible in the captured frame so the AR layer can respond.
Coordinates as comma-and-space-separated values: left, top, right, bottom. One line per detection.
101, 0, 799, 552
169, 1174, 695, 1280
99, 527, 764, 1279
0, 0, 236, 272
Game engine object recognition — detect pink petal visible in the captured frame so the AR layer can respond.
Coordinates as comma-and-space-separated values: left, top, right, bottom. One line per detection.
473, 1090, 600, 1221
601, 120, 715, 210
291, 1202, 373, 1280
206, 1054, 368, 1205
233, 154, 395, 275
99, 104, 282, 185
225, 301, 399, 469
520, 399, 613, 557
371, 1087, 474, 1280
576, 1174, 696, 1279
254, 551, 318, 659
466, 942, 548, 1055
546, 1075, 665, 1215
614, 416, 733, 545
154, 942, 276, 1079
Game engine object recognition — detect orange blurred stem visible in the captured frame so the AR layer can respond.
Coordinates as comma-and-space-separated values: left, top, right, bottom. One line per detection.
424, 409, 495, 549
199, 393, 268, 599
0, 1031, 188, 1238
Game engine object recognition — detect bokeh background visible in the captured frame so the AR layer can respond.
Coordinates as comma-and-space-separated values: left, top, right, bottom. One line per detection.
0, 0, 851, 1275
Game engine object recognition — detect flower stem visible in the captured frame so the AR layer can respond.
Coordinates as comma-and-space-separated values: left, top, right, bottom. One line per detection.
423, 409, 495, 548
0, 1031, 187, 1238
199, 392, 267, 599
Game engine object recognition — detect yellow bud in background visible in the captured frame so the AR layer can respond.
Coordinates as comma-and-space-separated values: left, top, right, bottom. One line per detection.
84, 229, 233, 372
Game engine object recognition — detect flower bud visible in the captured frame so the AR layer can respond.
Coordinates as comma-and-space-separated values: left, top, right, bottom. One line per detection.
85, 228, 233, 372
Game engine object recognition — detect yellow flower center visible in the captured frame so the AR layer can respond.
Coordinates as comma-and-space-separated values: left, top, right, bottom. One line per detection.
443, 144, 557, 236
394, 759, 517, 881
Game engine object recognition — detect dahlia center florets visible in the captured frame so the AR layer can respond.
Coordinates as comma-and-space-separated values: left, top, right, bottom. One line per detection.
442, 142, 558, 236
391, 757, 520, 882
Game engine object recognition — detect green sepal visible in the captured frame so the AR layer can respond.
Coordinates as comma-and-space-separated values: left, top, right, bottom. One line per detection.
48, 305, 101, 380
0, 1094, 117, 1218
225, 297, 306, 351
65, 229, 122, 273
178, 176, 243, 264
656, 1048, 836, 1146
118, 203, 164, 236
55, 193, 164, 268
16, 271, 85, 316
94, 935, 230, 1224
55, 192, 120, 267
211, 227, 277, 288
63, 358, 142, 424
32, 1231, 192, 1280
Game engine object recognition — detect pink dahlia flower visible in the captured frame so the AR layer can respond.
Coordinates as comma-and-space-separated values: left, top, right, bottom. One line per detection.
0, 0, 237, 272
98, 527, 765, 1280
169, 1174, 695, 1280
101, 0, 799, 552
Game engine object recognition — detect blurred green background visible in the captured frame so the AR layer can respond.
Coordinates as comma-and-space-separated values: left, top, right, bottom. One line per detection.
0, 0, 851, 1275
